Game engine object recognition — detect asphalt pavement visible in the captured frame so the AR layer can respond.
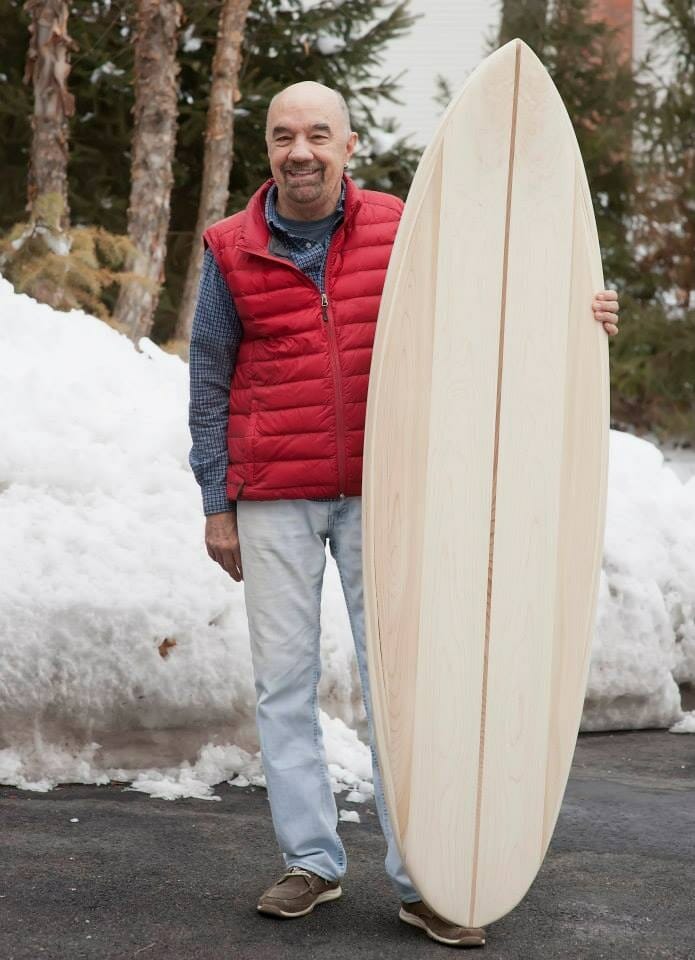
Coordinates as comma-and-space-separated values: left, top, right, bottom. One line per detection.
2, 729, 694, 960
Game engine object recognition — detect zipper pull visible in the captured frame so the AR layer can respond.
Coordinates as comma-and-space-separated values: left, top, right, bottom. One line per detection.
321, 292, 329, 322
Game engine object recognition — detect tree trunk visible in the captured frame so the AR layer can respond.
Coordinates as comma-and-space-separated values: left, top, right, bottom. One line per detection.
114, 0, 182, 342
174, 0, 252, 347
499, 0, 549, 53
23, 0, 77, 231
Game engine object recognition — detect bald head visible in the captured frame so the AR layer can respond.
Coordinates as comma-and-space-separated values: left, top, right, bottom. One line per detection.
266, 81, 352, 141
265, 80, 358, 221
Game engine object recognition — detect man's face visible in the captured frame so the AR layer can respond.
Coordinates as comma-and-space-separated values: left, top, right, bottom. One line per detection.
266, 88, 357, 217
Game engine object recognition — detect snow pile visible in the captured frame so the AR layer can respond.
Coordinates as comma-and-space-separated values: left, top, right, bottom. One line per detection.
339, 809, 361, 823
670, 711, 695, 734
585, 431, 695, 730
0, 279, 694, 801
0, 279, 367, 798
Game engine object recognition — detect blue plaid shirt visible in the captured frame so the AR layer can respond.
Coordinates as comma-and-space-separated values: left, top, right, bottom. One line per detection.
188, 182, 346, 515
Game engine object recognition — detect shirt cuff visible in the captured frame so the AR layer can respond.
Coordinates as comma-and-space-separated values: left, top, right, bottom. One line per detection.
202, 483, 236, 516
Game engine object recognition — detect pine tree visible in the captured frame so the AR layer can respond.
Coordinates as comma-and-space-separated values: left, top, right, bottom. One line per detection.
174, 0, 252, 346
0, 1, 422, 335
498, 0, 548, 53
158, 0, 421, 341
489, 0, 637, 291
633, 0, 695, 311
542, 0, 636, 291
233, 0, 419, 201
606, 0, 695, 442
0, 1, 134, 315
22, 1, 76, 245
113, 0, 182, 341
0, 1, 33, 235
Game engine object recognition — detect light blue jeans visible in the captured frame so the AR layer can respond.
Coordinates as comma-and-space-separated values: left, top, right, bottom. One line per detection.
236, 496, 420, 902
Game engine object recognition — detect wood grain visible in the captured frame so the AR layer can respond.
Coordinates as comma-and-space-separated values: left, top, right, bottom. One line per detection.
362, 38, 609, 928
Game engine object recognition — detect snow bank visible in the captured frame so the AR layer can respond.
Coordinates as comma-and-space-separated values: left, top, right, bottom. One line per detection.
585, 430, 695, 729
0, 279, 693, 800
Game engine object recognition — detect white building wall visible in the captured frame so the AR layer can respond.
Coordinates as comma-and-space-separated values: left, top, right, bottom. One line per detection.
380, 0, 499, 147
382, 0, 673, 147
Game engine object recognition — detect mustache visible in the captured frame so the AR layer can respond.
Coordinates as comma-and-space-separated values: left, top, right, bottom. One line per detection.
282, 164, 325, 175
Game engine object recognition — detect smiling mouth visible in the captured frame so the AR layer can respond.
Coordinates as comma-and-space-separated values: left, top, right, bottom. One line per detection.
286, 168, 321, 178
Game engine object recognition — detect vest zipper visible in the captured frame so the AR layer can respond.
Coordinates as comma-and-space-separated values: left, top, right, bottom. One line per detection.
241, 231, 350, 498
321, 291, 347, 498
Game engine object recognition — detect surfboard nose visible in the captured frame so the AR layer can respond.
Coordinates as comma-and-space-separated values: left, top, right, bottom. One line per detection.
501, 36, 552, 74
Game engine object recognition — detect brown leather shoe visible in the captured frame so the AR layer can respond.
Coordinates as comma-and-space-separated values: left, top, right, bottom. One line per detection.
257, 866, 342, 918
399, 900, 486, 947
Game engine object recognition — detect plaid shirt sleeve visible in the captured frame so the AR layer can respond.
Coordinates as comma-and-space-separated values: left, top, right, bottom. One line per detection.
188, 247, 242, 516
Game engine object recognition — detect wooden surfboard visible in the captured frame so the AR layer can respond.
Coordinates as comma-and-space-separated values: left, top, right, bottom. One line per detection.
361, 38, 609, 928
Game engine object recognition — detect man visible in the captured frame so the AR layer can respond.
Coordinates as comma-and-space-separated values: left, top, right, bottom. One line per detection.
188, 80, 620, 949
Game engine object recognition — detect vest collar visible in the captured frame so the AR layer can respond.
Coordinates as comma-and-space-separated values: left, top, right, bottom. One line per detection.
239, 174, 362, 253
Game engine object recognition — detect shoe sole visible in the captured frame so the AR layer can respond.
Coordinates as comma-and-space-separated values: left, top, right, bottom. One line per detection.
399, 907, 486, 947
257, 885, 342, 919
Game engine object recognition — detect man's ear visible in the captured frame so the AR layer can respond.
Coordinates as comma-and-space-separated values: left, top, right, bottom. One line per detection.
346, 131, 359, 159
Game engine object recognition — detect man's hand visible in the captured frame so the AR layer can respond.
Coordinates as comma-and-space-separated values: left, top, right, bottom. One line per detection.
205, 510, 243, 582
592, 289, 619, 336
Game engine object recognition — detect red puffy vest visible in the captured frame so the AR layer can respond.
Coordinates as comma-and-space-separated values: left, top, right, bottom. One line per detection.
203, 176, 403, 501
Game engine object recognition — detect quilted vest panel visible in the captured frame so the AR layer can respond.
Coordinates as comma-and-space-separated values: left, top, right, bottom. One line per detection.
203, 176, 403, 501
